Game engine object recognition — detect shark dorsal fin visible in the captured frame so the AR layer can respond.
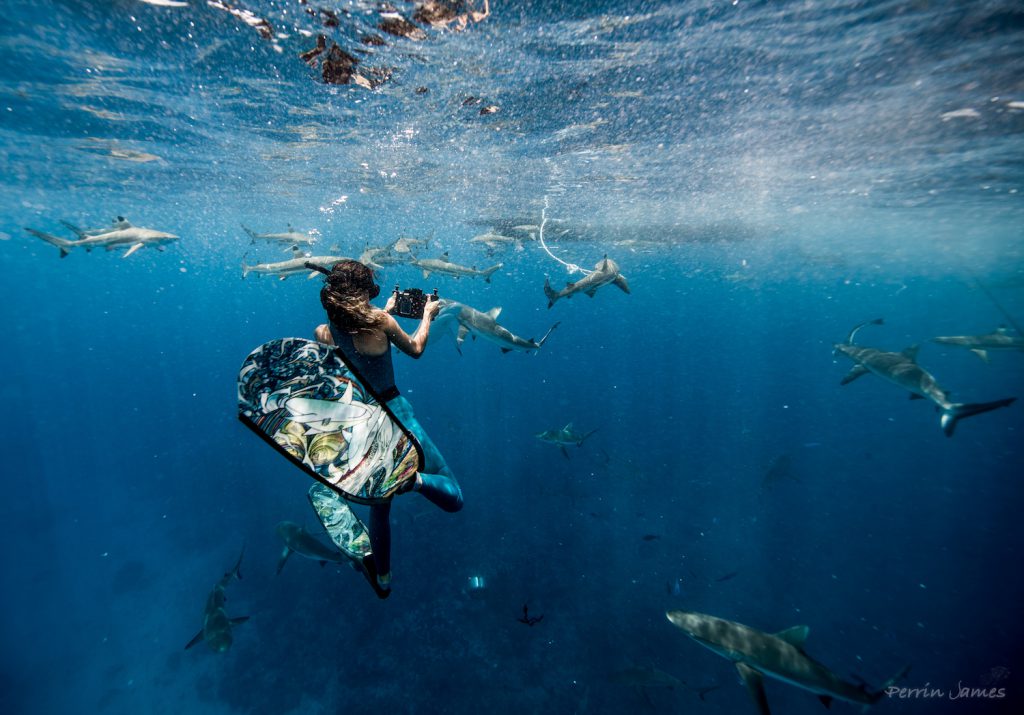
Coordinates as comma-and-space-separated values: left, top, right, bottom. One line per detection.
774, 625, 809, 647
563, 422, 573, 431
901, 345, 920, 361
487, 307, 502, 320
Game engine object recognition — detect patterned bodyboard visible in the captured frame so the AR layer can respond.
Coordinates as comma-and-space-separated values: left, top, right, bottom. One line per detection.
238, 338, 422, 504
308, 483, 371, 562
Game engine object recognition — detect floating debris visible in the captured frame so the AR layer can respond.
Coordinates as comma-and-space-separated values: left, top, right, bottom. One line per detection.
207, 0, 274, 42
299, 34, 326, 67
321, 43, 360, 85
415, 86, 429, 94
378, 13, 427, 41
414, 0, 490, 30
479, 104, 499, 115
360, 34, 387, 46
940, 107, 980, 121
319, 8, 340, 27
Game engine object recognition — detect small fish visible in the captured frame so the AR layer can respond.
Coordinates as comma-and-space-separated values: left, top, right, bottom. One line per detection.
641, 534, 660, 542
714, 571, 739, 582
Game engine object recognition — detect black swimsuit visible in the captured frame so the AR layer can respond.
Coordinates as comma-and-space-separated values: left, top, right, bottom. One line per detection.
328, 323, 400, 401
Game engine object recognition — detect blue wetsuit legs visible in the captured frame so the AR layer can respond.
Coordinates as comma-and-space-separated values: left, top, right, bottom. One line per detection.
388, 395, 463, 513
368, 396, 463, 581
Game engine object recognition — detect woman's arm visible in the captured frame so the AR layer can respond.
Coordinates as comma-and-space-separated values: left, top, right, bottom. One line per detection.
314, 323, 334, 345
383, 300, 439, 358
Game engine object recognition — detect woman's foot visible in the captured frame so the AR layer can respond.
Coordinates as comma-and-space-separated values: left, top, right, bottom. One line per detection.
360, 554, 392, 599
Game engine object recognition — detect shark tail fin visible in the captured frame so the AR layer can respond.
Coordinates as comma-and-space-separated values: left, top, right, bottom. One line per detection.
866, 665, 912, 708
578, 428, 599, 446
231, 545, 245, 581
25, 228, 73, 257
845, 317, 884, 345
241, 224, 258, 241
940, 398, 1016, 436
543, 277, 558, 309
536, 321, 560, 349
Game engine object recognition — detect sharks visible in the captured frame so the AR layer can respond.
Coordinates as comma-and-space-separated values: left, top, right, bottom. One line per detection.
242, 224, 318, 248
543, 256, 630, 308
433, 300, 559, 354
469, 232, 525, 254
185, 548, 248, 653
411, 253, 503, 282
834, 318, 1015, 436
25, 219, 178, 258
275, 521, 346, 573
931, 327, 1024, 363
241, 253, 349, 279
535, 422, 597, 459
666, 609, 908, 714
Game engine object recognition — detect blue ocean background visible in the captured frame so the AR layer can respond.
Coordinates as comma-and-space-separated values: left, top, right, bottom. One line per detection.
1, 1, 1023, 713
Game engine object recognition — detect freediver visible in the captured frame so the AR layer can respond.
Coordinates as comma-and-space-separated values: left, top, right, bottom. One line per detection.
312, 259, 463, 598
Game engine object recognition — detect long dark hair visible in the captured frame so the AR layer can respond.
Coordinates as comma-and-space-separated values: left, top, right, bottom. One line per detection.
320, 259, 383, 333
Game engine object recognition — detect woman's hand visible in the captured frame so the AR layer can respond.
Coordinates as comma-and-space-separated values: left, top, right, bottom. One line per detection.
383, 292, 397, 314
423, 299, 441, 321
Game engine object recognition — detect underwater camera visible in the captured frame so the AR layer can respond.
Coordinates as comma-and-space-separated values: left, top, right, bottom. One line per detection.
392, 285, 438, 319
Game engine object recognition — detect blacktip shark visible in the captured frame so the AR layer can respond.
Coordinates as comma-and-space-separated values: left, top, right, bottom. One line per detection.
241, 253, 350, 280
535, 422, 597, 459
25, 219, 178, 258
543, 256, 630, 308
666, 609, 909, 714
242, 224, 318, 248
185, 548, 248, 653
360, 240, 417, 271
930, 326, 1024, 363
834, 318, 1015, 436
469, 232, 525, 254
411, 253, 503, 282
433, 300, 559, 354
275, 521, 346, 574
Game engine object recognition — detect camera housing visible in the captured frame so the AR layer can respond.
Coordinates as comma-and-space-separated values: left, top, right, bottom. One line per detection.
392, 285, 438, 319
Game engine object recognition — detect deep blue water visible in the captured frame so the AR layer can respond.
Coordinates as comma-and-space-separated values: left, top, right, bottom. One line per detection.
1, 1, 1023, 713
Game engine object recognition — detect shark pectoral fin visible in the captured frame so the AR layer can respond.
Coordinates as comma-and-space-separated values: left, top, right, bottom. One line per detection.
500, 347, 511, 354
456, 325, 470, 347
560, 446, 570, 459
122, 242, 145, 258
613, 274, 631, 293
908, 393, 924, 400
184, 629, 205, 650
230, 616, 250, 625
970, 349, 990, 363
736, 663, 772, 715
818, 695, 834, 709
422, 270, 431, 279
839, 365, 869, 385
275, 546, 293, 575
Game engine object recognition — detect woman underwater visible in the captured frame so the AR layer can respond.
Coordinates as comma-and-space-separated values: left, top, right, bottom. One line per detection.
314, 259, 463, 598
